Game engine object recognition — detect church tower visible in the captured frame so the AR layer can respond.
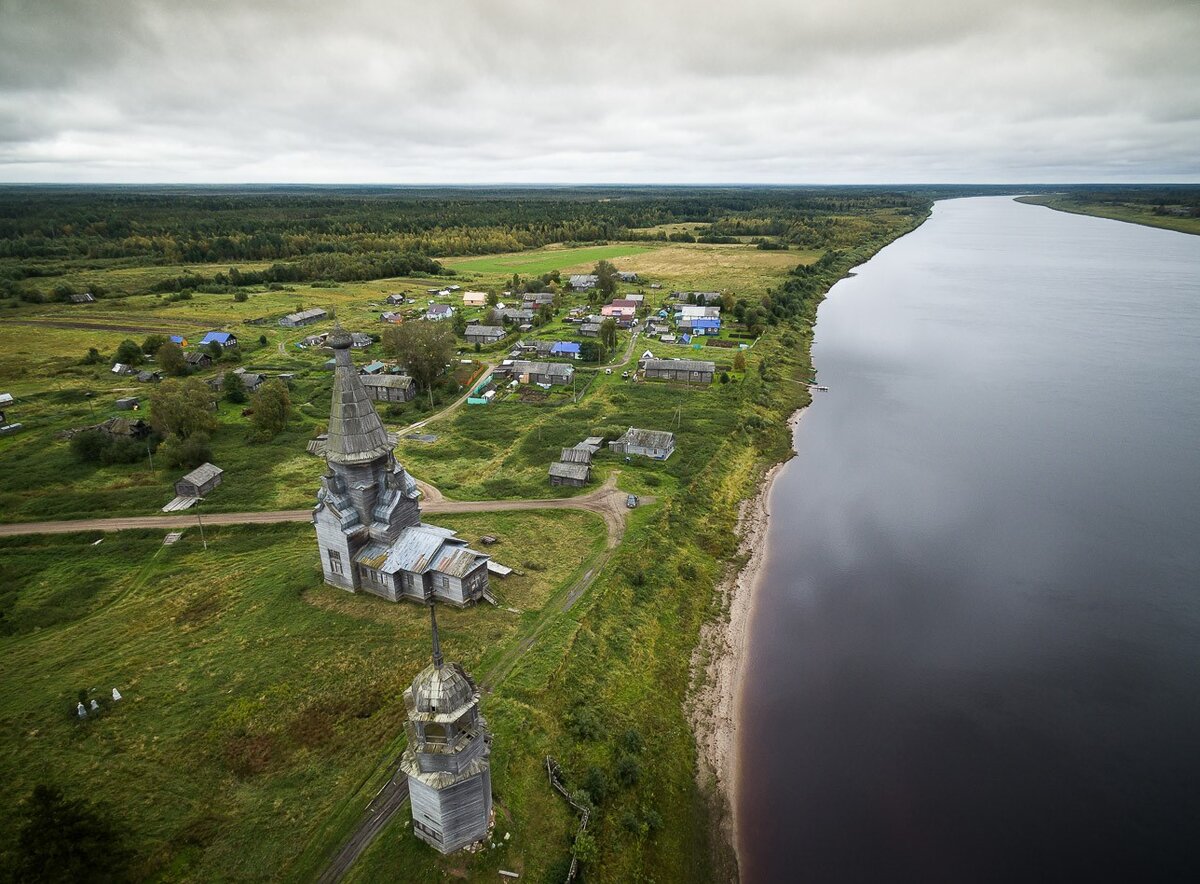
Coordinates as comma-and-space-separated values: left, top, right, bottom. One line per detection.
312, 326, 490, 604
313, 325, 422, 590
400, 603, 493, 853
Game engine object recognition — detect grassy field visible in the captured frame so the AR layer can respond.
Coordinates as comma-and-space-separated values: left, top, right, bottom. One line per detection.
1017, 195, 1200, 237
0, 510, 606, 880
443, 243, 656, 275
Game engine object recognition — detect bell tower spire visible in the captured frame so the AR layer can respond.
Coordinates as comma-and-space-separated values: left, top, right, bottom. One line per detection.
429, 600, 444, 669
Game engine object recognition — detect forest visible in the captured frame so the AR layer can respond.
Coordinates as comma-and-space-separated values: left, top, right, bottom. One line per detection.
0, 185, 966, 302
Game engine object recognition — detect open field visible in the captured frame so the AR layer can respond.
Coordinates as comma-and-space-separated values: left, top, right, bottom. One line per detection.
443, 243, 656, 275
0, 510, 606, 880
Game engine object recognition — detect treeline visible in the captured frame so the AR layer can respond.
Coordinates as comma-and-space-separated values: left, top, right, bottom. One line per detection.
0, 186, 937, 270
149, 250, 446, 292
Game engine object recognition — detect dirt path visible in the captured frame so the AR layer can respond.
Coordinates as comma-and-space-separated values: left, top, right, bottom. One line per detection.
0, 473, 643, 545
396, 360, 493, 436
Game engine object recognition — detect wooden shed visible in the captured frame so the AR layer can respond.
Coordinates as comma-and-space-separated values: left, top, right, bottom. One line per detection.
175, 462, 224, 498
360, 374, 416, 402
549, 461, 590, 487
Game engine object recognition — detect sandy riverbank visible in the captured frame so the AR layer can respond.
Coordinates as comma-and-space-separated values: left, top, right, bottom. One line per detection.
687, 408, 804, 879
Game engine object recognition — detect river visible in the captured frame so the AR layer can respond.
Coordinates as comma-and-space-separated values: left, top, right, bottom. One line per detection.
736, 196, 1200, 882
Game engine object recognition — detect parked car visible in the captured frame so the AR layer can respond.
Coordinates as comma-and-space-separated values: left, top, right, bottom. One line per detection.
626, 494, 639, 508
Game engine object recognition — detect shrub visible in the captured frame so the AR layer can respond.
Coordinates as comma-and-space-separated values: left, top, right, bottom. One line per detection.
234, 291, 248, 302
616, 755, 641, 786
161, 433, 212, 470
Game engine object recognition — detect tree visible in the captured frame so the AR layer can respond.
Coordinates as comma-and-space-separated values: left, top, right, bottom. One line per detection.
383, 322, 456, 394
206, 341, 223, 359
14, 785, 131, 883
486, 290, 499, 307
233, 291, 248, 302
452, 309, 467, 337
258, 334, 268, 347
250, 380, 291, 439
141, 334, 168, 356
721, 291, 735, 313
595, 260, 617, 299
150, 378, 217, 439
157, 341, 187, 376
599, 317, 618, 352
733, 351, 746, 372
720, 371, 731, 384
161, 432, 211, 470
224, 371, 246, 404
115, 339, 142, 366
83, 347, 103, 365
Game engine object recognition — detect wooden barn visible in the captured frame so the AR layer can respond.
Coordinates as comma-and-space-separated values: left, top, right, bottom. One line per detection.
548, 461, 590, 487
641, 358, 715, 384
360, 374, 416, 402
611, 427, 675, 460
175, 462, 224, 498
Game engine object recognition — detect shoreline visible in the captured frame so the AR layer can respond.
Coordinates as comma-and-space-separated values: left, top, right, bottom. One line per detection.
687, 407, 804, 880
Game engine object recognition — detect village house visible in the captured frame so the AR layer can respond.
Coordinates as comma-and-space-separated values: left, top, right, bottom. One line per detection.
313, 328, 490, 606
199, 331, 239, 349
360, 361, 387, 375
499, 307, 534, 323
616, 271, 638, 283
675, 304, 721, 320
550, 341, 581, 359
115, 397, 139, 411
185, 351, 213, 369
175, 462, 224, 498
111, 363, 136, 376
641, 357, 716, 384
425, 304, 454, 321
351, 333, 374, 349
548, 461, 590, 487
302, 333, 328, 348
569, 274, 598, 290
465, 325, 506, 346
386, 293, 407, 305
361, 374, 416, 402
239, 372, 265, 392
461, 291, 488, 307
500, 360, 575, 386
611, 427, 676, 460
580, 322, 601, 337
559, 446, 592, 465
169, 335, 188, 346
678, 317, 722, 335
136, 370, 162, 383
70, 292, 95, 303
610, 298, 640, 311
380, 311, 403, 324
279, 307, 328, 327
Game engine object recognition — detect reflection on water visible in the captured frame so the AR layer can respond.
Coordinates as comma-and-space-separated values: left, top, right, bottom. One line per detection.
737, 197, 1200, 883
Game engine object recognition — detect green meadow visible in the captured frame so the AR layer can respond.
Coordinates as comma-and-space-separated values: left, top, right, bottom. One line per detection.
444, 243, 656, 275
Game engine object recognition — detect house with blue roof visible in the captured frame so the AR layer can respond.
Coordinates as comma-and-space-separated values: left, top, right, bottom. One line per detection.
550, 341, 581, 359
169, 335, 188, 346
681, 317, 721, 336
199, 331, 239, 348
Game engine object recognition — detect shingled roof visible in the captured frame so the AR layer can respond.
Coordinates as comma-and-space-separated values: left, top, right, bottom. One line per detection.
325, 328, 394, 465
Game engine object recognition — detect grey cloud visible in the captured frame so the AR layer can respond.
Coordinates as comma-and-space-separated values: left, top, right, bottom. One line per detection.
0, 0, 1196, 182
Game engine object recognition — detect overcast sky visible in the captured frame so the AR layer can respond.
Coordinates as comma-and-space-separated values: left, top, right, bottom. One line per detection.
1, 0, 1197, 183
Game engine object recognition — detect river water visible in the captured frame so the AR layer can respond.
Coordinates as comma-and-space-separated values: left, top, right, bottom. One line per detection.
737, 197, 1200, 882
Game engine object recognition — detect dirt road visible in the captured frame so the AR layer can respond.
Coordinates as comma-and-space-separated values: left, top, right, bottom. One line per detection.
0, 474, 643, 547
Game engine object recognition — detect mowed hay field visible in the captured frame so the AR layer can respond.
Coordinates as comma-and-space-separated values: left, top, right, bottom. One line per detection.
615, 243, 820, 295
0, 509, 605, 880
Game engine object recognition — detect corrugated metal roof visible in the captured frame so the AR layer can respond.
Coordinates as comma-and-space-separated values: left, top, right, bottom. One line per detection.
618, 427, 675, 449
181, 462, 223, 485
643, 358, 715, 373
356, 525, 486, 577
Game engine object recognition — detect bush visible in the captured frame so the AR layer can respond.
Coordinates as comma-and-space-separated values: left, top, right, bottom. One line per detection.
234, 291, 248, 302
566, 705, 603, 741
616, 755, 641, 786
14, 785, 131, 882
161, 433, 212, 470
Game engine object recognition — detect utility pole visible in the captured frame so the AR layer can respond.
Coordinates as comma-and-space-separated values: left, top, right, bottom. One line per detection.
196, 510, 207, 550
146, 444, 153, 471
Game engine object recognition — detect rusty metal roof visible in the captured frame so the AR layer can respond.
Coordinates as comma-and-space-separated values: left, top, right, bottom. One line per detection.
354, 525, 487, 577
